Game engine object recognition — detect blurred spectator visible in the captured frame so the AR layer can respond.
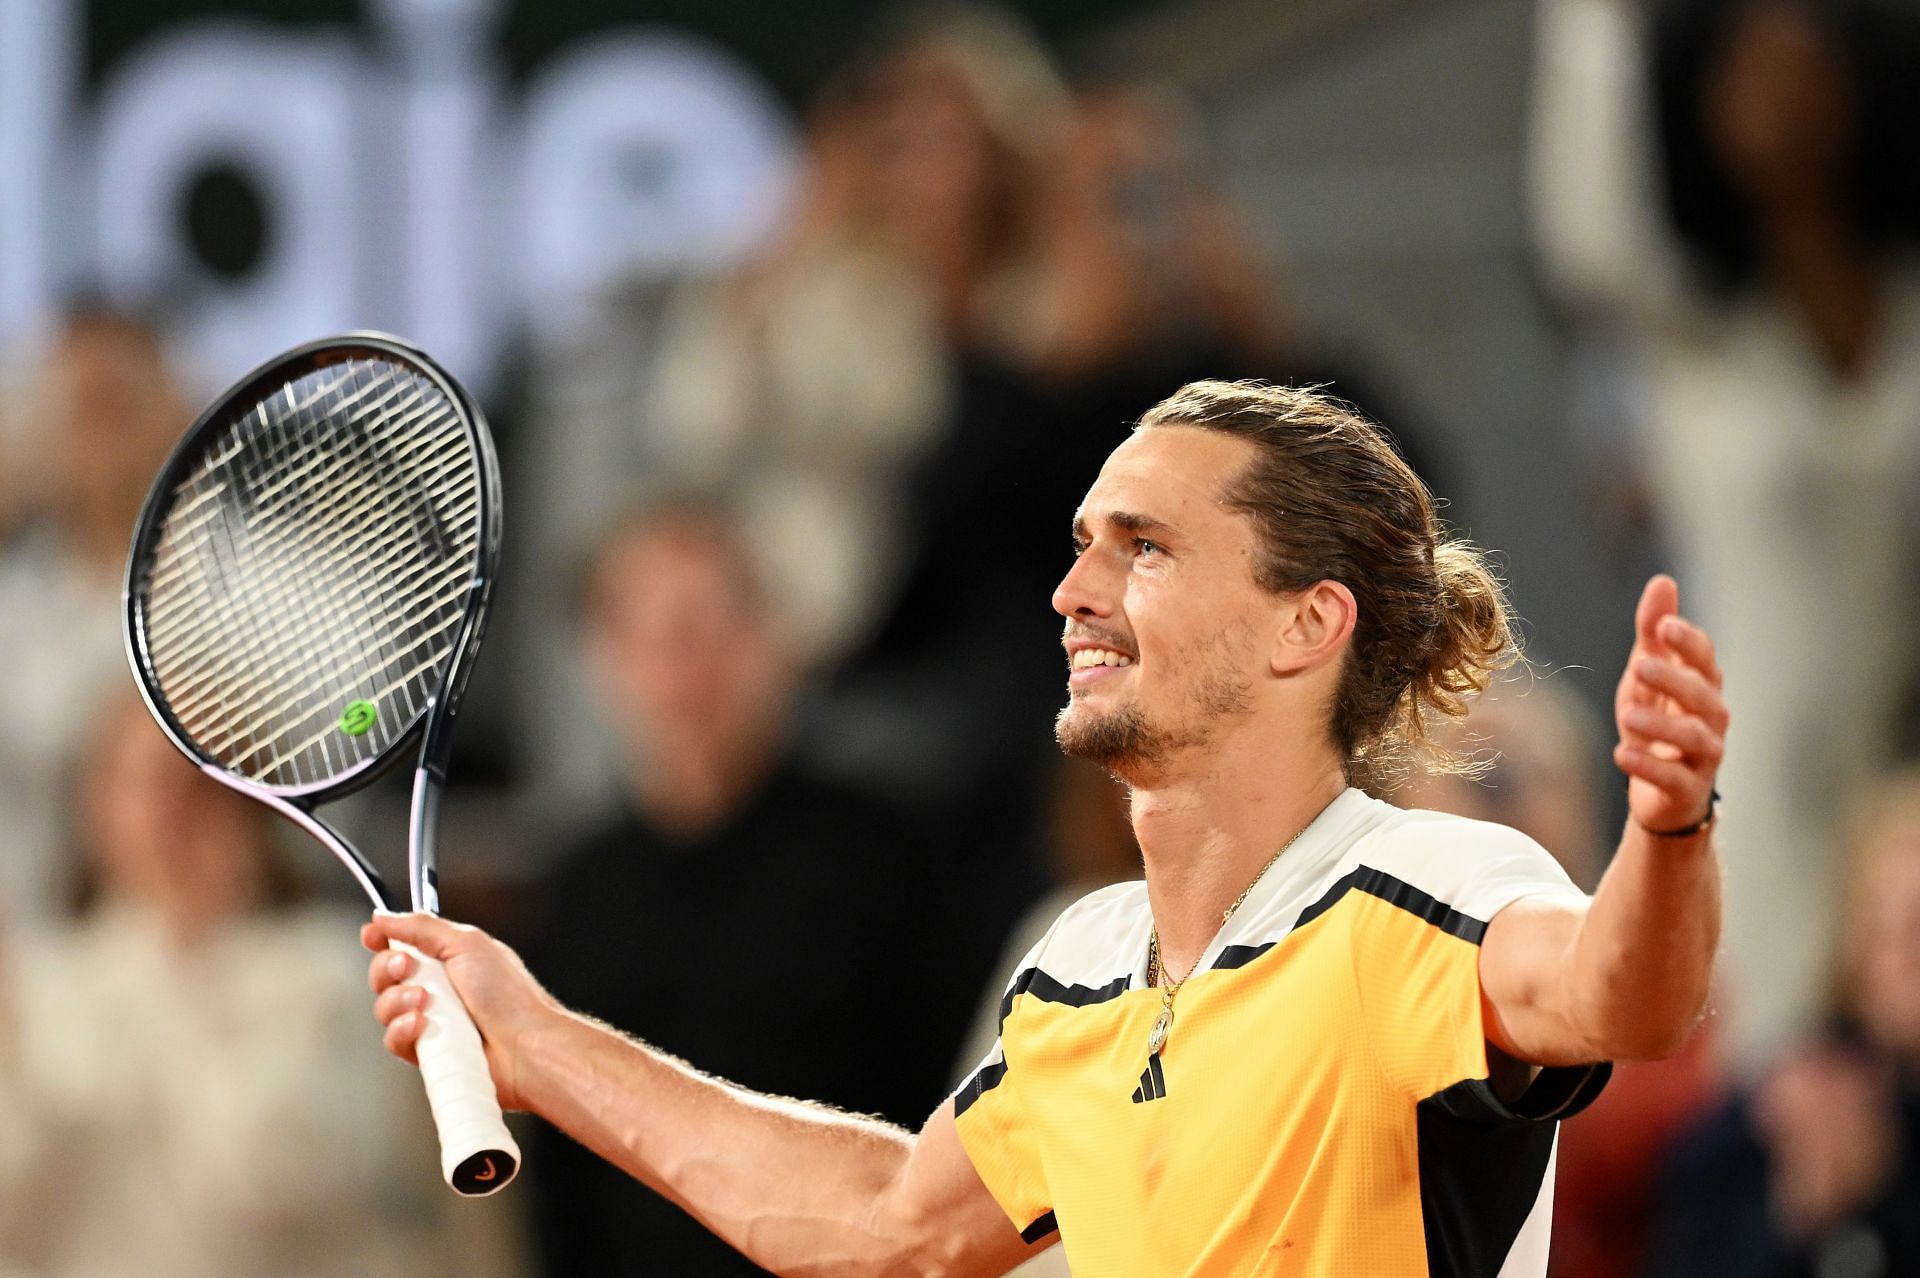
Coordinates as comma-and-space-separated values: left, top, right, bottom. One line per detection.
953, 754, 1139, 1074
516, 501, 978, 1278
824, 25, 1440, 889
535, 7, 1070, 684
0, 694, 523, 1277
516, 7, 1431, 811
0, 306, 184, 932
1530, 0, 1920, 1062
509, 7, 1061, 811
1643, 771, 1920, 1277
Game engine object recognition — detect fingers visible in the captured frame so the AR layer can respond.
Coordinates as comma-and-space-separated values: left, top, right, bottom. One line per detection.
1627, 577, 1720, 694
1629, 655, 1730, 729
374, 980, 429, 1025
383, 1011, 425, 1065
1619, 577, 1726, 832
1656, 613, 1722, 686
1634, 575, 1679, 651
1621, 703, 1723, 766
371, 959, 433, 1065
367, 946, 412, 995
1614, 743, 1697, 795
362, 910, 473, 962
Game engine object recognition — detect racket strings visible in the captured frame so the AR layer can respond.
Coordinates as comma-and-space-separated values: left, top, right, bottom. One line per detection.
146, 424, 475, 735
165, 369, 473, 782
138, 357, 482, 788
234, 364, 475, 777
152, 371, 427, 778
145, 378, 447, 745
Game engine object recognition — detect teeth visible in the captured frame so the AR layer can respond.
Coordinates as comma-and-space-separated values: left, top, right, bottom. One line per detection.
1071, 648, 1133, 669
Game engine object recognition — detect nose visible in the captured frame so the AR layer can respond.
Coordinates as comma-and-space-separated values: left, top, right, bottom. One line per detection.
1052, 548, 1116, 622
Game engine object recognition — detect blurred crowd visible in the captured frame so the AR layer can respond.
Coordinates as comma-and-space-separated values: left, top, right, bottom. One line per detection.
1, 1, 1919, 1275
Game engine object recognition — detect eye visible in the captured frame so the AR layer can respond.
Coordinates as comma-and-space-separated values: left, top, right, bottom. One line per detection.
1133, 538, 1161, 557
1071, 539, 1090, 558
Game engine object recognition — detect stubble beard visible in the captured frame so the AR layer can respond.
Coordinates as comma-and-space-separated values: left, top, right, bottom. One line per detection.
1054, 696, 1165, 775
1054, 655, 1254, 779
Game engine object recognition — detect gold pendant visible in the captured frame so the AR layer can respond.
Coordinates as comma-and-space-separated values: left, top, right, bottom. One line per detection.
1147, 1004, 1173, 1057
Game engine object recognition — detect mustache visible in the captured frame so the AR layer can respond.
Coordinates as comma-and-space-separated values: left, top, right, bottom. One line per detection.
1062, 623, 1136, 655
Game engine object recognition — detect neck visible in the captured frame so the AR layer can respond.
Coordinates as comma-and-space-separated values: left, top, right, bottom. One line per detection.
62, 502, 136, 578
1130, 731, 1349, 981
630, 720, 779, 842
1756, 202, 1883, 379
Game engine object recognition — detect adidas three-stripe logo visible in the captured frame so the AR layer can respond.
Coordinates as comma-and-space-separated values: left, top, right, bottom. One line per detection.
1131, 1054, 1168, 1103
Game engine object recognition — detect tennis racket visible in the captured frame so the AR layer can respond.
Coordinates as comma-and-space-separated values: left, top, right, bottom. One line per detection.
121, 332, 519, 1196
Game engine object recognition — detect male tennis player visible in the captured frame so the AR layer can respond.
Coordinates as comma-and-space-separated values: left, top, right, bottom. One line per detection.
367, 381, 1724, 1275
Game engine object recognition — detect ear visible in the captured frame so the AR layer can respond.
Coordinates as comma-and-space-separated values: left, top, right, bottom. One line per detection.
1270, 580, 1358, 676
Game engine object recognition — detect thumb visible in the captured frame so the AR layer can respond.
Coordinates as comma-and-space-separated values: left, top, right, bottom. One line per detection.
1635, 574, 1679, 651
363, 910, 473, 962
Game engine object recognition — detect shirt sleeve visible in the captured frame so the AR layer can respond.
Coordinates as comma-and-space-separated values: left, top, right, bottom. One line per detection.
950, 937, 1056, 1241
1347, 817, 1608, 1119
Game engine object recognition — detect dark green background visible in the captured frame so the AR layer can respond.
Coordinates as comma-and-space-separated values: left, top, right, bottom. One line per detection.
85, 1, 1160, 99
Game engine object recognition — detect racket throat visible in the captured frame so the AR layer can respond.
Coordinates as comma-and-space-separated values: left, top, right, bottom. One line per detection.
200, 765, 395, 910
408, 761, 446, 915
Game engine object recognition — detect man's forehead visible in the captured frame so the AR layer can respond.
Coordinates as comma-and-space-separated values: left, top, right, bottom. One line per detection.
1075, 426, 1255, 527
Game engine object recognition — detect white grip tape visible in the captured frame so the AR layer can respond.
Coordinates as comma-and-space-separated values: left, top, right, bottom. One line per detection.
392, 940, 521, 1195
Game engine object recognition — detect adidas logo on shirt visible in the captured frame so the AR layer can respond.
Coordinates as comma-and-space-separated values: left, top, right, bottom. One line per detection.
1131, 1054, 1168, 1103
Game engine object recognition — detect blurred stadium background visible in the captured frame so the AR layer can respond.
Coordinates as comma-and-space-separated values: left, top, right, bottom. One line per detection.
2, 0, 1919, 1274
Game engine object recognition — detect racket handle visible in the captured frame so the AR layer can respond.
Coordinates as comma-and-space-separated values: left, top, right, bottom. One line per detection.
392, 940, 521, 1195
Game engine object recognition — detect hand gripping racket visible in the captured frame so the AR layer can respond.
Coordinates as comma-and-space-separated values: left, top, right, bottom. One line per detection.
122, 332, 519, 1196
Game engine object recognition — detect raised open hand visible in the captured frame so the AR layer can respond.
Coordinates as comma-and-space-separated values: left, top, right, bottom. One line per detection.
1614, 576, 1728, 836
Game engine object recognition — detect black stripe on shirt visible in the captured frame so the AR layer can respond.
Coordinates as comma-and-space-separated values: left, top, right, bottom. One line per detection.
954, 1059, 1008, 1117
1215, 865, 1489, 971
995, 967, 1133, 1028
956, 968, 1133, 1113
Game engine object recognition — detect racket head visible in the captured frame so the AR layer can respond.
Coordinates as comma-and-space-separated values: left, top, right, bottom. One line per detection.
124, 332, 501, 806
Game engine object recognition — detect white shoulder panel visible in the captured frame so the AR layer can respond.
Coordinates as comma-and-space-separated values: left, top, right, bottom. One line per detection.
1350, 806, 1589, 924
1020, 880, 1149, 990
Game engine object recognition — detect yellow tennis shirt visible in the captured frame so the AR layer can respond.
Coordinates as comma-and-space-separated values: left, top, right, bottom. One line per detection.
953, 788, 1609, 1276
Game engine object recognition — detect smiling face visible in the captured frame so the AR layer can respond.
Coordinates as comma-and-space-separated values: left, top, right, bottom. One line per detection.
1052, 426, 1281, 779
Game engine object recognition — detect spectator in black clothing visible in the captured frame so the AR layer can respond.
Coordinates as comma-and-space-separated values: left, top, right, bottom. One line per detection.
1644, 771, 1920, 1277
519, 502, 975, 1278
833, 69, 1442, 895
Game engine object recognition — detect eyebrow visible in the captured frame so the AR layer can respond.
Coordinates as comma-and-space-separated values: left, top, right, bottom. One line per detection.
1072, 510, 1179, 542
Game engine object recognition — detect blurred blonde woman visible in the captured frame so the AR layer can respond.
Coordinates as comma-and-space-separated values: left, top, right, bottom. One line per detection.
0, 695, 526, 1278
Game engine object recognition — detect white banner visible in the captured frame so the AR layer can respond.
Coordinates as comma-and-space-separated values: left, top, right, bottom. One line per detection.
0, 0, 799, 396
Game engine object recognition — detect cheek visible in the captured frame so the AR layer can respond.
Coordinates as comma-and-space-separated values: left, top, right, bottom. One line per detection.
1141, 584, 1246, 665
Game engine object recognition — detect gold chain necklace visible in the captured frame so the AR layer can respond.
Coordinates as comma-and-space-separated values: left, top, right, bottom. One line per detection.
1143, 820, 1314, 1060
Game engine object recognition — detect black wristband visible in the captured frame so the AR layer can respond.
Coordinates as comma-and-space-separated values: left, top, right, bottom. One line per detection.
1639, 788, 1720, 839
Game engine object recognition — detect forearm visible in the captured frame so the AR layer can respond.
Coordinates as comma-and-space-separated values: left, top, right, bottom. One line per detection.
518, 1009, 924, 1278
1564, 822, 1721, 1059
1492, 577, 1728, 1066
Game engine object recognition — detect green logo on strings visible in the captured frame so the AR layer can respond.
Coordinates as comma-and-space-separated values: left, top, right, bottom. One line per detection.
339, 700, 377, 736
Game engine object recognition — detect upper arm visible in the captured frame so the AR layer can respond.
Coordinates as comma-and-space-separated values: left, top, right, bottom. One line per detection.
1529, 0, 1697, 322
878, 1099, 1056, 1278
1479, 894, 1597, 1067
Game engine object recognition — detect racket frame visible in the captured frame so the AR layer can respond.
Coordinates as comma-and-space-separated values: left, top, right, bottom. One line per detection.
121, 331, 502, 917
